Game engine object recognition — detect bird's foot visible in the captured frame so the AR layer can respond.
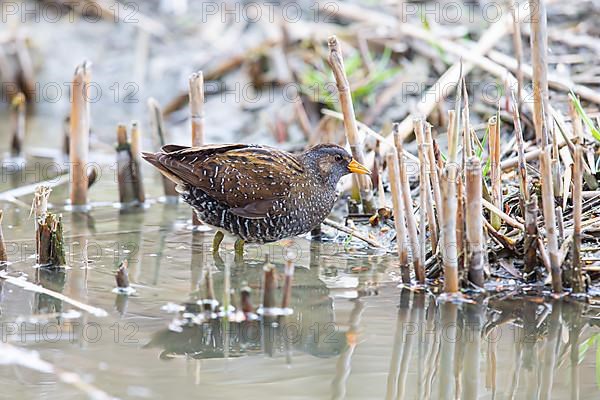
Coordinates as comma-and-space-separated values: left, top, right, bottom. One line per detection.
212, 231, 224, 256
234, 239, 245, 264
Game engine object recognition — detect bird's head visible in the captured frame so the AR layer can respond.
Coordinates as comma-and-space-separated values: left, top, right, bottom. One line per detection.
301, 144, 371, 186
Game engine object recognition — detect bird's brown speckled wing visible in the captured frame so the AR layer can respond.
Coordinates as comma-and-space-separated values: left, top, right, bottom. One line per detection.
154, 144, 305, 218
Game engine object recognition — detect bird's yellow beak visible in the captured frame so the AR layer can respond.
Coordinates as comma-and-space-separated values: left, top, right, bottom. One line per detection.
348, 159, 371, 175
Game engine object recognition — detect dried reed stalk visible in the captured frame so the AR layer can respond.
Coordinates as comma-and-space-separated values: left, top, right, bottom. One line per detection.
69, 61, 91, 208
147, 98, 179, 198
14, 36, 35, 98
240, 285, 254, 314
441, 111, 459, 293
33, 185, 50, 260
10, 93, 25, 158
115, 260, 130, 288
488, 115, 502, 230
116, 124, 136, 204
387, 152, 410, 283
394, 124, 425, 284
262, 259, 277, 310
462, 82, 472, 158
33, 186, 65, 267
524, 196, 539, 281
415, 120, 438, 254
465, 157, 484, 287
456, 176, 465, 275
0, 210, 6, 265
509, 90, 529, 215
189, 71, 205, 146
529, 0, 550, 147
189, 71, 205, 225
551, 131, 562, 199
540, 148, 563, 292
511, 3, 524, 115
130, 122, 145, 203
328, 36, 374, 213
572, 144, 585, 293
425, 123, 442, 218
322, 218, 382, 248
281, 260, 295, 309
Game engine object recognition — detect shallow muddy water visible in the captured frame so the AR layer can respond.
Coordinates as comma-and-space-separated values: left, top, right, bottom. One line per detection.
0, 170, 599, 400
1, 1, 600, 399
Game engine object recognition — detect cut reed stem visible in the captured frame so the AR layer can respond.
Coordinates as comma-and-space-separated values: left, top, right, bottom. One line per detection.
441, 111, 459, 293
540, 148, 563, 293
327, 36, 375, 213
262, 258, 277, 310
189, 71, 205, 225
34, 186, 65, 267
509, 90, 529, 215
394, 123, 425, 284
10, 93, 25, 158
0, 210, 7, 265
524, 196, 539, 280
147, 97, 179, 199
465, 157, 484, 288
130, 121, 145, 204
425, 123, 442, 220
415, 120, 438, 254
572, 144, 585, 293
116, 124, 136, 205
529, 0, 550, 147
69, 61, 91, 209
115, 260, 131, 288
387, 151, 410, 283
281, 260, 295, 309
488, 115, 502, 230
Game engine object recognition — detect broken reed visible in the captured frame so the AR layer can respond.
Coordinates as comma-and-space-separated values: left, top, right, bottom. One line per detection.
10, 92, 25, 158
539, 147, 562, 292
465, 157, 484, 287
189, 71, 205, 225
529, 0, 550, 147
327, 35, 375, 213
0, 210, 7, 265
488, 115, 502, 230
571, 144, 584, 293
148, 98, 179, 199
262, 258, 277, 310
34, 186, 66, 267
115, 260, 130, 289
387, 151, 409, 283
394, 123, 425, 284
281, 260, 295, 309
415, 119, 438, 256
440, 110, 459, 293
116, 123, 145, 205
69, 61, 91, 209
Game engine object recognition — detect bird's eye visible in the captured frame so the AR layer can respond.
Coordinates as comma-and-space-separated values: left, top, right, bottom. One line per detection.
335, 155, 343, 162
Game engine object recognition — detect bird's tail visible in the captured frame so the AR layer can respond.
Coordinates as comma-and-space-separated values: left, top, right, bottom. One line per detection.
141, 151, 186, 186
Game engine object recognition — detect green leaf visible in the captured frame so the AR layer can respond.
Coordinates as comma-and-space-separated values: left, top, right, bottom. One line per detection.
596, 339, 600, 389
482, 156, 492, 178
476, 126, 490, 159
569, 91, 600, 142
579, 335, 597, 364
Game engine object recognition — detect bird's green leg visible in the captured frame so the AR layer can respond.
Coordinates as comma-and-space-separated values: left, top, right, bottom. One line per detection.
234, 238, 245, 263
212, 231, 224, 255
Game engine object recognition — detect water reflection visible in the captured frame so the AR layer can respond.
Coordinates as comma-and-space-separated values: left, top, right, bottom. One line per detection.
1, 200, 599, 398
380, 290, 600, 400
146, 244, 348, 361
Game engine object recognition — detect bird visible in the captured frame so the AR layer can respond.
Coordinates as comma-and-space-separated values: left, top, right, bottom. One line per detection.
142, 143, 370, 255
